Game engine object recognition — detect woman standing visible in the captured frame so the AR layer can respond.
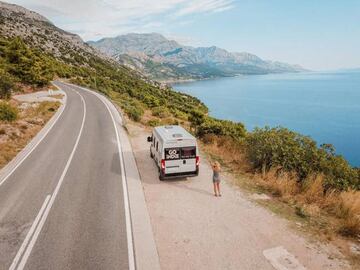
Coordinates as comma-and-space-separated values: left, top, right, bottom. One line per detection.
212, 161, 221, 197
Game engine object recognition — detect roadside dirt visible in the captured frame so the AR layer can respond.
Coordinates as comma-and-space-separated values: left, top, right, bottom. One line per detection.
127, 122, 351, 270
0, 90, 64, 169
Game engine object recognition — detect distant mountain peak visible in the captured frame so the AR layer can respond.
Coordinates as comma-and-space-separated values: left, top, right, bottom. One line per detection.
89, 32, 306, 81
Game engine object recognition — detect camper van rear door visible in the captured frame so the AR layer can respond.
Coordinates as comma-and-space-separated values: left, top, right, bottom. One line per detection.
164, 148, 181, 174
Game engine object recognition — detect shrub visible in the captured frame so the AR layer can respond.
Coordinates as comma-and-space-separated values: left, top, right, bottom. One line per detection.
152, 106, 171, 118
0, 102, 18, 122
196, 117, 246, 139
171, 108, 188, 120
121, 100, 144, 122
147, 119, 160, 127
246, 127, 317, 177
319, 153, 358, 191
0, 71, 14, 99
246, 127, 359, 191
3, 37, 54, 86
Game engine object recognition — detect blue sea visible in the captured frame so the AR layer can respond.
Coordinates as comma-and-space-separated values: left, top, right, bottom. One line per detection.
173, 71, 360, 167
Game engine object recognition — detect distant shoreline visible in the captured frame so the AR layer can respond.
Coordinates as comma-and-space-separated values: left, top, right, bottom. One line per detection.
163, 71, 308, 85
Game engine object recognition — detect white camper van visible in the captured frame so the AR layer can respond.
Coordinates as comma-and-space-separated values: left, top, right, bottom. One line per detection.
147, 125, 199, 180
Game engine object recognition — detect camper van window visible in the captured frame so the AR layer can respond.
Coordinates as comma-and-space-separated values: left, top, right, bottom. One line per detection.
165, 148, 180, 160
156, 142, 159, 151
181, 147, 196, 159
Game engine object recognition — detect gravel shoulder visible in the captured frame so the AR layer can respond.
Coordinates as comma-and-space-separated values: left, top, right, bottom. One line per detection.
127, 122, 350, 270
12, 89, 65, 104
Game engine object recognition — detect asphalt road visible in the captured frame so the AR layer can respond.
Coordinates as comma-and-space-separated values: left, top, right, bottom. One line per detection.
0, 82, 133, 270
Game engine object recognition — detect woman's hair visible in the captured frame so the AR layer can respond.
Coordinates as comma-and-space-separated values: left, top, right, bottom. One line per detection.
213, 161, 221, 171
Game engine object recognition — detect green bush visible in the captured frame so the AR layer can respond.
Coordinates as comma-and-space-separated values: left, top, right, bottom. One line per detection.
0, 71, 14, 99
121, 99, 144, 122
126, 106, 143, 122
171, 108, 188, 120
189, 110, 206, 130
2, 37, 54, 86
152, 106, 171, 118
147, 119, 160, 127
0, 102, 18, 122
245, 127, 359, 190
196, 117, 246, 139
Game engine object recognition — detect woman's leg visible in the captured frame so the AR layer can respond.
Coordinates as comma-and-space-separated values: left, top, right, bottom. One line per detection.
216, 182, 221, 196
213, 183, 217, 196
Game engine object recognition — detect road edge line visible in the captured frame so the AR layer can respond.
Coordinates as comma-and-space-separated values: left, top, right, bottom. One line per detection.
94, 92, 136, 270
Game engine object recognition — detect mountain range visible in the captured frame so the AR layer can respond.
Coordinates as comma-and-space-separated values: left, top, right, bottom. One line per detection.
89, 33, 306, 82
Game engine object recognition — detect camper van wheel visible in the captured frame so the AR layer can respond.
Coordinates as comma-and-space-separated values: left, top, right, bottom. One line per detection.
159, 171, 165, 181
150, 151, 154, 158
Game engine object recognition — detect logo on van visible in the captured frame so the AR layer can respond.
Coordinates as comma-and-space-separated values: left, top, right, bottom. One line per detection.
166, 149, 180, 160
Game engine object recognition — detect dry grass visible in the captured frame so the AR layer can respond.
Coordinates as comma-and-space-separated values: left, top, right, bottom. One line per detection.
260, 168, 299, 198
335, 191, 360, 237
198, 135, 360, 245
0, 101, 60, 169
301, 175, 325, 204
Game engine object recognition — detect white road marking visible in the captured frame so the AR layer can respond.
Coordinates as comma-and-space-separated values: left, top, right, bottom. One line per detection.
0, 92, 67, 188
9, 195, 51, 270
263, 246, 307, 270
14, 89, 87, 270
64, 82, 136, 270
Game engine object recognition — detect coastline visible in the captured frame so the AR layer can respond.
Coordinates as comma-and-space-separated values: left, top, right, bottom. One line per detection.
163, 71, 307, 86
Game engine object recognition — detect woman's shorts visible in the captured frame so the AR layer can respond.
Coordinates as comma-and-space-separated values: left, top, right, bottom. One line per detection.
213, 176, 220, 183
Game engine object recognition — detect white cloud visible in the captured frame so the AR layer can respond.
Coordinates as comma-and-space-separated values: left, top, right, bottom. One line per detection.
8, 0, 235, 40
175, 0, 234, 16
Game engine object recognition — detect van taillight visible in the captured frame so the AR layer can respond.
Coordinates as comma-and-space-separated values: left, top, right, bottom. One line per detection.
161, 159, 165, 170
196, 156, 200, 166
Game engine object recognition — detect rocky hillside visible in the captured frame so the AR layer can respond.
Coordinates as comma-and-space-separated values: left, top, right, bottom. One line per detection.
89, 33, 306, 81
0, 1, 103, 63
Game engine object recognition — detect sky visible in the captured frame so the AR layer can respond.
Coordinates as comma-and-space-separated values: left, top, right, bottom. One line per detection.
6, 0, 360, 70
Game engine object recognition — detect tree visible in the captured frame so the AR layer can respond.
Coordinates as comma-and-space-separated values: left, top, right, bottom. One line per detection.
189, 110, 205, 133
0, 71, 14, 99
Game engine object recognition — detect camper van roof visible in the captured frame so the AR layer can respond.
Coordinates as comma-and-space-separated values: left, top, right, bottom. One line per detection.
154, 125, 195, 142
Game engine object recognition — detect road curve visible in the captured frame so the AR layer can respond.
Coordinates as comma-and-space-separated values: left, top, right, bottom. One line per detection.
0, 82, 133, 270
